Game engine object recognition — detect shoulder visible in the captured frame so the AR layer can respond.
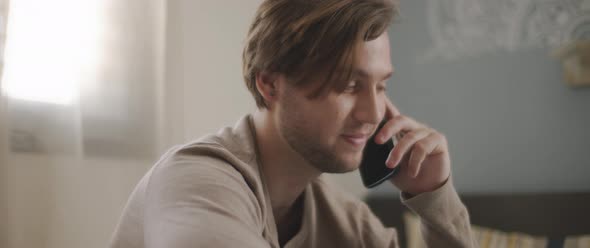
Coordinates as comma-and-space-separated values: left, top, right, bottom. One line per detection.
147, 114, 265, 204
139, 144, 271, 247
144, 143, 266, 228
147, 141, 262, 205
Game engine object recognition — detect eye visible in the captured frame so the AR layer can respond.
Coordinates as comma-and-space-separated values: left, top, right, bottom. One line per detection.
343, 81, 358, 93
377, 84, 387, 92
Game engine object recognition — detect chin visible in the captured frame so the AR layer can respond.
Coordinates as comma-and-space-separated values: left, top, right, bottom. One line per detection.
330, 152, 363, 173
346, 155, 363, 171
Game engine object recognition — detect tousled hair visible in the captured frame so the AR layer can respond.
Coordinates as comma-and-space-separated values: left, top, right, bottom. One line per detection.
243, 0, 398, 108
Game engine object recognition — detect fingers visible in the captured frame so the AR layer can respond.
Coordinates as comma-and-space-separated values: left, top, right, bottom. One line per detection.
384, 97, 401, 120
375, 115, 422, 144
407, 133, 440, 177
380, 97, 448, 178
385, 128, 431, 168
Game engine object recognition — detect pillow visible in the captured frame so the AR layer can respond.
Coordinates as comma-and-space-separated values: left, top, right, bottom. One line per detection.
403, 212, 549, 248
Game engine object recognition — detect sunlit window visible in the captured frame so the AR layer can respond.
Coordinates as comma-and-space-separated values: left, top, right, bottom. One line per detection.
1, 0, 103, 105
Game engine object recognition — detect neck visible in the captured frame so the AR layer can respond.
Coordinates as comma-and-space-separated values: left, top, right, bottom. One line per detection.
251, 110, 321, 222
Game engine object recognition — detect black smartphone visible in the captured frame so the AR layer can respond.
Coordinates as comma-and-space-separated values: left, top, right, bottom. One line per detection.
359, 121, 399, 188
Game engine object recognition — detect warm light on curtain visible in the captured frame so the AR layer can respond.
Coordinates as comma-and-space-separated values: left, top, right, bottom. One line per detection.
1, 0, 104, 105
0, 0, 162, 158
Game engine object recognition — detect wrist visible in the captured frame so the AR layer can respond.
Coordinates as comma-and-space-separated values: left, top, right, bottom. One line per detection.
402, 177, 449, 197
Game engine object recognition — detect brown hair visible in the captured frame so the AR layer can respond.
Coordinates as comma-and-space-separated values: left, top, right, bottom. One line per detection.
243, 0, 398, 108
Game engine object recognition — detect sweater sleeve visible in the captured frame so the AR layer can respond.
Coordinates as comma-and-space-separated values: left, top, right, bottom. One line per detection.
143, 155, 271, 248
401, 178, 478, 248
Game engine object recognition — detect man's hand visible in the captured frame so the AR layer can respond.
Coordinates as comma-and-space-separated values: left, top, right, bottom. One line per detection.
374, 98, 451, 196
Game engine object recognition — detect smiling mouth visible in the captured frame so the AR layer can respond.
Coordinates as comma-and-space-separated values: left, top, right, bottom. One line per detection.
341, 134, 369, 148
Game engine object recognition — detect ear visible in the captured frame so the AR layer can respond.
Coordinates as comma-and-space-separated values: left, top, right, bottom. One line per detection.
255, 70, 281, 107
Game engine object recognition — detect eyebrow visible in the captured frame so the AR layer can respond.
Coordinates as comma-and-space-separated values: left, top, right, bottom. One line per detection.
351, 68, 394, 82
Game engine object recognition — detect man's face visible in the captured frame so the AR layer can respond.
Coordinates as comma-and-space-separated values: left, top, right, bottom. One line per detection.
276, 33, 393, 173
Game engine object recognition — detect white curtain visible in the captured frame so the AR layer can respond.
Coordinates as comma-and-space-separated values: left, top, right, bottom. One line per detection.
0, 0, 166, 247
0, 1, 13, 247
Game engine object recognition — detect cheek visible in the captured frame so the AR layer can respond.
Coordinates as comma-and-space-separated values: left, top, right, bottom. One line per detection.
283, 90, 356, 142
322, 95, 355, 123
314, 96, 356, 139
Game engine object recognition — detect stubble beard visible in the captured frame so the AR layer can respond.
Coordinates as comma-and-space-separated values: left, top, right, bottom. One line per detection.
278, 99, 360, 174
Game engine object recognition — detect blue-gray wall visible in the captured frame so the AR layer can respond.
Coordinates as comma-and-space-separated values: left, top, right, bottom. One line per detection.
374, 0, 590, 195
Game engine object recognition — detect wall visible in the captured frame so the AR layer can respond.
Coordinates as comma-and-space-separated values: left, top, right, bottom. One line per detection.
372, 0, 590, 196
165, 0, 259, 140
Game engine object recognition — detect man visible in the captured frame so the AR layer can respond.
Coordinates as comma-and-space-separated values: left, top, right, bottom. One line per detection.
110, 0, 476, 247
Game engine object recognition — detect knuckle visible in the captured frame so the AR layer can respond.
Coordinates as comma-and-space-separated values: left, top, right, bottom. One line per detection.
414, 141, 427, 152
434, 132, 447, 142
394, 115, 407, 123
405, 132, 418, 140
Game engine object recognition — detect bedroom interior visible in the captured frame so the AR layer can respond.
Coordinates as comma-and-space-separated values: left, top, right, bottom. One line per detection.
0, 1, 588, 248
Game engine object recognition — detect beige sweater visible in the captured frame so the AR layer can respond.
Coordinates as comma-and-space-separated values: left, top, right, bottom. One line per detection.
110, 115, 476, 248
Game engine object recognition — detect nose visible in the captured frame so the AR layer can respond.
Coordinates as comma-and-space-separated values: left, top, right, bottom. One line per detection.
352, 88, 383, 125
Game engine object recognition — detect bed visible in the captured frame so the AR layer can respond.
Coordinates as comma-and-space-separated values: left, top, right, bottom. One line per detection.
365, 192, 590, 247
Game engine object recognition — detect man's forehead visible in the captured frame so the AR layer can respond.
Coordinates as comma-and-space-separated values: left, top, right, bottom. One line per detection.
351, 33, 393, 80
350, 67, 394, 81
